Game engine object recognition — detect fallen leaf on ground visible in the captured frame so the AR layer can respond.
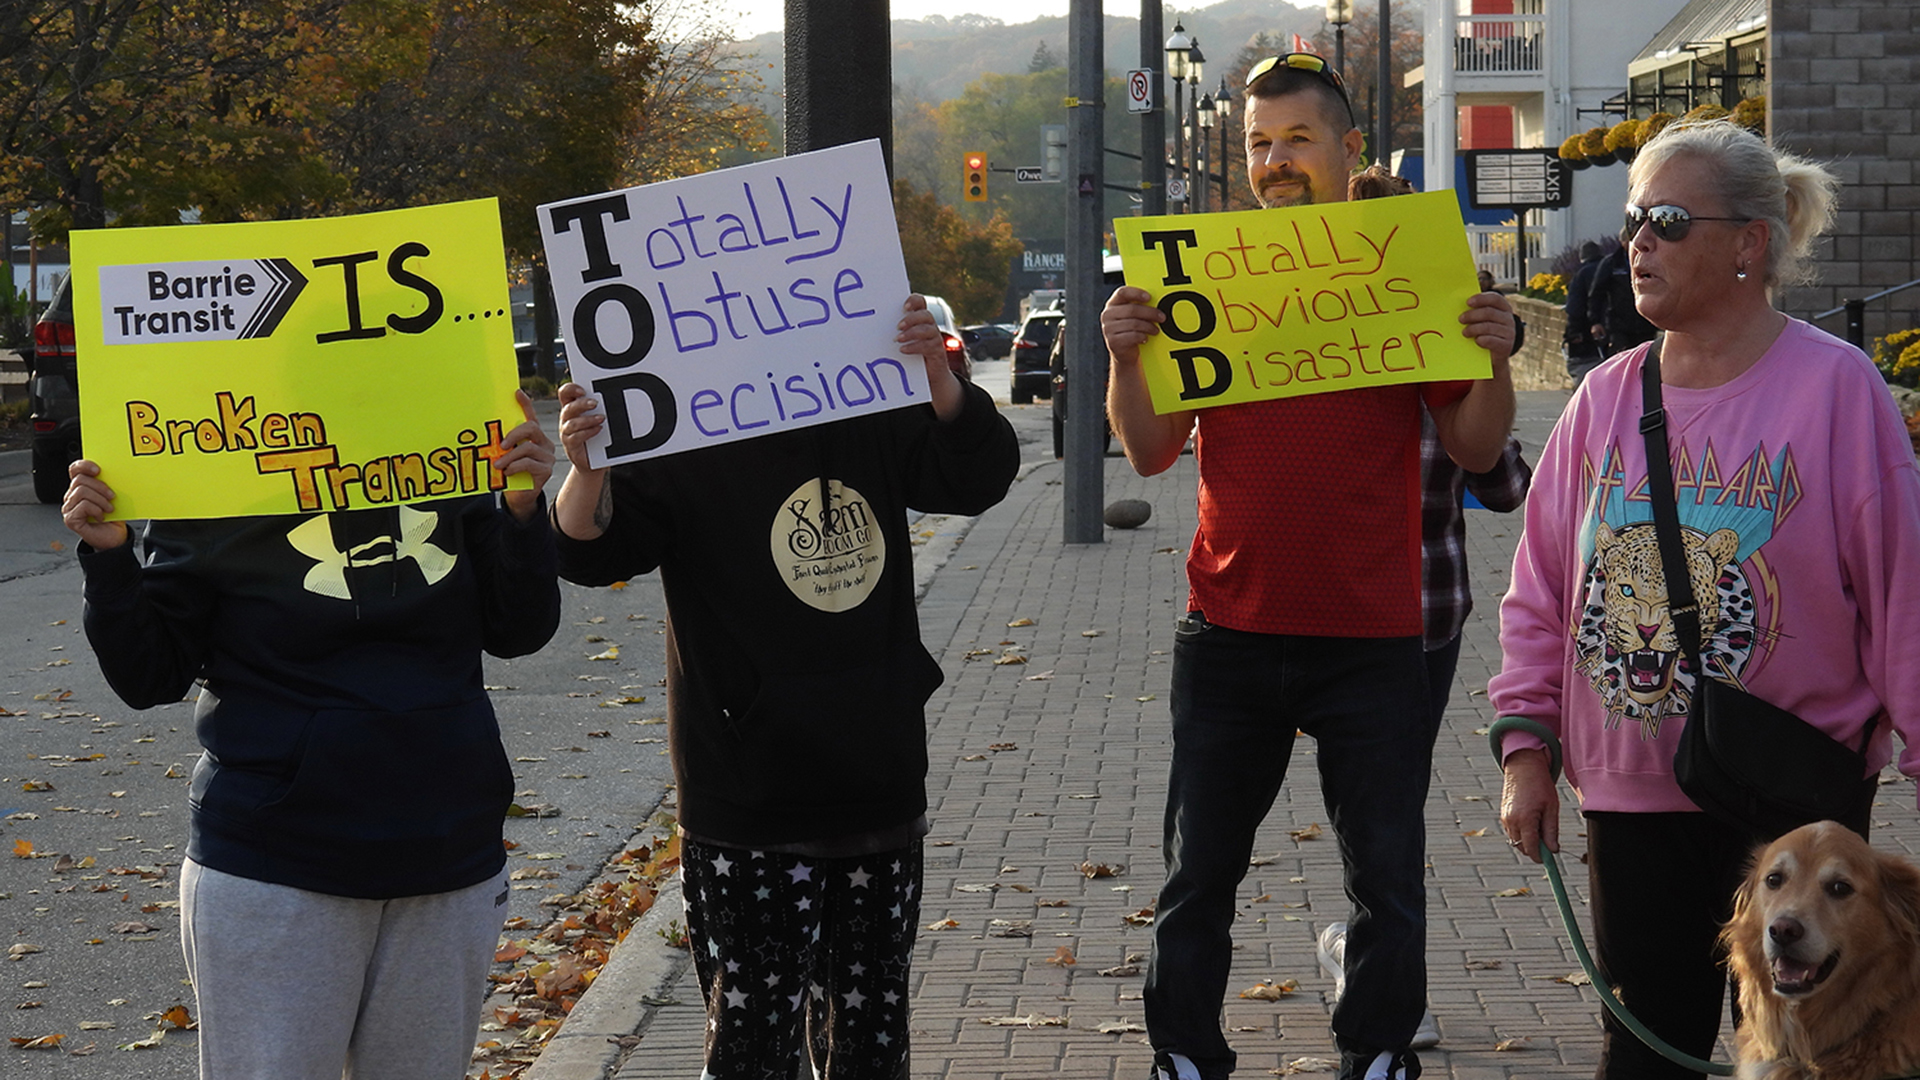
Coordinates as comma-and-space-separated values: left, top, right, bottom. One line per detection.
960, 754, 987, 762
1288, 823, 1323, 842
1494, 1036, 1533, 1050
1272, 1057, 1341, 1075
977, 1014, 1065, 1028
1098, 963, 1141, 977
1554, 971, 1591, 986
1079, 861, 1124, 879
587, 646, 620, 661
161, 1005, 195, 1030
1464, 959, 1504, 970
1044, 946, 1075, 966
992, 654, 1028, 666
20, 781, 52, 792
1494, 887, 1532, 898
78, 1022, 114, 1031
987, 919, 1033, 938
9, 944, 44, 957
1122, 903, 1157, 927
1036, 899, 1069, 908
925, 918, 960, 931
1463, 827, 1489, 837
10, 1033, 64, 1049
111, 922, 156, 935
1239, 979, 1299, 1001
988, 742, 1018, 752
1007, 617, 1034, 627
118, 1030, 165, 1050
1096, 1019, 1146, 1033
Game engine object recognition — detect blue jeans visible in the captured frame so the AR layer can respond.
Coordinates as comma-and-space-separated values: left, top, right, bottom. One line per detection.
1145, 613, 1431, 1076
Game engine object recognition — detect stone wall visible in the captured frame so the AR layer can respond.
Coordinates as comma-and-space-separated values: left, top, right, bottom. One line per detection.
1509, 295, 1574, 392
1770, 0, 1920, 344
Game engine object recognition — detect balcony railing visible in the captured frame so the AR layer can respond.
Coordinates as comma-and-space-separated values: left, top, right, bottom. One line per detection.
1455, 14, 1545, 76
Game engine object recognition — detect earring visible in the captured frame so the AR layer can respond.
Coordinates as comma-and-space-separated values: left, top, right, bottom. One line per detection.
1736, 264, 1749, 280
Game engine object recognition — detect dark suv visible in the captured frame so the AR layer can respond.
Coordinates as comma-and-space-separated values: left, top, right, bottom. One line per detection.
28, 274, 78, 504
1009, 309, 1062, 404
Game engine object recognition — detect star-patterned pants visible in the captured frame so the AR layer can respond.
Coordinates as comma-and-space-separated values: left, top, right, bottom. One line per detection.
681, 836, 921, 1080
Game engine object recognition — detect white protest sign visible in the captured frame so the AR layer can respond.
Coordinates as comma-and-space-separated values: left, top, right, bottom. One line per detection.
538, 140, 925, 466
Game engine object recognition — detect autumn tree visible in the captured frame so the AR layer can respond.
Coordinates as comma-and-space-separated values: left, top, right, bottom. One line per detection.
1308, 2, 1424, 161
892, 178, 1023, 324
620, 0, 776, 187
0, 0, 345, 236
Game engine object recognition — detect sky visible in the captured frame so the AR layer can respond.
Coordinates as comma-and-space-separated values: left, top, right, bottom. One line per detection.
723, 1, 1075, 39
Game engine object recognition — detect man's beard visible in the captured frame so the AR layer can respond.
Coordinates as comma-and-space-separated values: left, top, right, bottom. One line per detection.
1257, 176, 1315, 208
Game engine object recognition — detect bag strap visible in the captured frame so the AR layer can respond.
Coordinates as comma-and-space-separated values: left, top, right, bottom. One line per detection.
1640, 341, 1879, 758
1638, 338, 1705, 666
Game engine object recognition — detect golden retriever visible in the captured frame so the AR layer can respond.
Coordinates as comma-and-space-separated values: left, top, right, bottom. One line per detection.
1723, 821, 1920, 1080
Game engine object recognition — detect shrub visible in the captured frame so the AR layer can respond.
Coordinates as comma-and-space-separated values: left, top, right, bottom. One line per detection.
1522, 272, 1569, 304
1642, 111, 1677, 142
1681, 102, 1730, 124
1871, 328, 1920, 389
1730, 95, 1766, 134
1580, 127, 1611, 158
1558, 133, 1587, 162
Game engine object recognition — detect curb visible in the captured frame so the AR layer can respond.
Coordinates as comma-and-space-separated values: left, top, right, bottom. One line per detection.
521, 875, 690, 1080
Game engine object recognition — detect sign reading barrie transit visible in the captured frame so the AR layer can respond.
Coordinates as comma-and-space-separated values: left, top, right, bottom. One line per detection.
538, 140, 926, 467
1114, 190, 1491, 413
74, 199, 527, 521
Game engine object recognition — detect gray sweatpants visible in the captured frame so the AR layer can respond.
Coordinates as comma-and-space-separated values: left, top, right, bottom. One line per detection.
180, 859, 508, 1080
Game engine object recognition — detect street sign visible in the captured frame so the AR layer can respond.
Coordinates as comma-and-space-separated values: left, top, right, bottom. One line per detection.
1127, 68, 1154, 113
1015, 166, 1047, 184
1464, 149, 1573, 210
1167, 177, 1188, 203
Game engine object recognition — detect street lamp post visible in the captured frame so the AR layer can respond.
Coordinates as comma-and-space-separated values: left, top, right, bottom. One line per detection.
1195, 91, 1213, 213
1326, 0, 1354, 83
1164, 21, 1191, 211
1213, 79, 1233, 208
1186, 40, 1205, 213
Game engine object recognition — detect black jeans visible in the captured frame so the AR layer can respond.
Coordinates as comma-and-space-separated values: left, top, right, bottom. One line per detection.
1144, 614, 1431, 1076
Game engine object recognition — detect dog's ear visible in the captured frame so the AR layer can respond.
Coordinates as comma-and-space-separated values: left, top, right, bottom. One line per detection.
1878, 850, 1920, 949
1722, 848, 1767, 967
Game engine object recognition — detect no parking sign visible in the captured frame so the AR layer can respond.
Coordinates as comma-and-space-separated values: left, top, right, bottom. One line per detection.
1127, 68, 1155, 113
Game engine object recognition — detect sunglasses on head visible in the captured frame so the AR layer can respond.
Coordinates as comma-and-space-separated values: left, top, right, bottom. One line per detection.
1245, 52, 1351, 102
1621, 204, 1747, 244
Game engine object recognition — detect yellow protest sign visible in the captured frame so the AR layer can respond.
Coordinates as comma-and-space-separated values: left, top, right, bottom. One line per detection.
71, 199, 526, 521
1113, 190, 1491, 414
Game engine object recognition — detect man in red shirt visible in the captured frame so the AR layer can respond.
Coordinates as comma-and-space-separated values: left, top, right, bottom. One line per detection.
1100, 54, 1517, 1080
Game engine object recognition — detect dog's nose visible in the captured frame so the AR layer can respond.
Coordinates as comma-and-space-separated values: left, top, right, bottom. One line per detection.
1768, 916, 1804, 947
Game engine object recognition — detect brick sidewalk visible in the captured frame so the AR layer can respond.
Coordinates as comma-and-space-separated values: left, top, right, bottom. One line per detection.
607, 390, 1920, 1079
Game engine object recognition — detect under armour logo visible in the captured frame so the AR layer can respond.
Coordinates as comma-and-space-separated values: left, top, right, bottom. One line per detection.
287, 505, 456, 600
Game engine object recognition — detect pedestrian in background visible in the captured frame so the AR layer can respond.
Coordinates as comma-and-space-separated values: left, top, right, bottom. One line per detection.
1587, 240, 1657, 357
548, 295, 1017, 1079
1102, 53, 1519, 1080
60, 392, 561, 1080
1494, 120, 1920, 1079
1562, 241, 1606, 385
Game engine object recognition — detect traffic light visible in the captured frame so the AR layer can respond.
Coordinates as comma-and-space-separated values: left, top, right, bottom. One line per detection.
964, 152, 987, 202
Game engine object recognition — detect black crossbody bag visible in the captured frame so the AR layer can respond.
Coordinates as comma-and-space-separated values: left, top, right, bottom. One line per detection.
1639, 341, 1876, 839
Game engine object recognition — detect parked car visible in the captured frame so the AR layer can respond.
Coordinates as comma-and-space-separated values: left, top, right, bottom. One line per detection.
959, 322, 1014, 364
28, 274, 78, 505
514, 339, 570, 380
1048, 326, 1112, 460
1010, 309, 1062, 404
920, 294, 969, 379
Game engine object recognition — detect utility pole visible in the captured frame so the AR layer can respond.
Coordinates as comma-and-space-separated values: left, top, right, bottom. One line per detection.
1376, 0, 1392, 166
1139, 1, 1165, 216
1063, 0, 1105, 544
785, 0, 892, 170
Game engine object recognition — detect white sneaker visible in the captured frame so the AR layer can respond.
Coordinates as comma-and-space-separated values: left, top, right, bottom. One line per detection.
1151, 1050, 1203, 1080
1317, 922, 1347, 1000
1361, 1050, 1422, 1080
1409, 1008, 1439, 1049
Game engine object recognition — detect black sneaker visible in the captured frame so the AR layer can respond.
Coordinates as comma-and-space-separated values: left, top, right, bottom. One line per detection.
1338, 1049, 1421, 1080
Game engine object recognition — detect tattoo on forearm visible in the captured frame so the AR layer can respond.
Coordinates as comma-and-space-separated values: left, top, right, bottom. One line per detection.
592, 479, 613, 532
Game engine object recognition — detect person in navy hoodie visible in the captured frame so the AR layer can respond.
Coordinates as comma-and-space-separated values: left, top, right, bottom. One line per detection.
61, 390, 561, 1080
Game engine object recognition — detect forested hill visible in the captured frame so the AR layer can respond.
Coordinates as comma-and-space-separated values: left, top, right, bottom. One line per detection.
735, 0, 1323, 103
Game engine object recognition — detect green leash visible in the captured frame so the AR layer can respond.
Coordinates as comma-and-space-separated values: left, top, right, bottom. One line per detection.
1486, 716, 1737, 1076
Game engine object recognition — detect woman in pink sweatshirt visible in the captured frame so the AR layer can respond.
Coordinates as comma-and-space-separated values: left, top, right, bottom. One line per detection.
1490, 120, 1920, 1079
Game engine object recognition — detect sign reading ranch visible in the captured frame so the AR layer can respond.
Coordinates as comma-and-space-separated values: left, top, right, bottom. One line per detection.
538, 140, 927, 466
72, 199, 527, 520
1113, 190, 1492, 413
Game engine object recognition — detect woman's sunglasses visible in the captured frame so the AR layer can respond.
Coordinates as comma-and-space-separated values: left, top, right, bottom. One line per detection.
1621, 204, 1748, 244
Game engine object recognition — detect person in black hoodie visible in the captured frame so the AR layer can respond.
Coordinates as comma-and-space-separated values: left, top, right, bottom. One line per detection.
60, 390, 561, 1080
552, 295, 1018, 1078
